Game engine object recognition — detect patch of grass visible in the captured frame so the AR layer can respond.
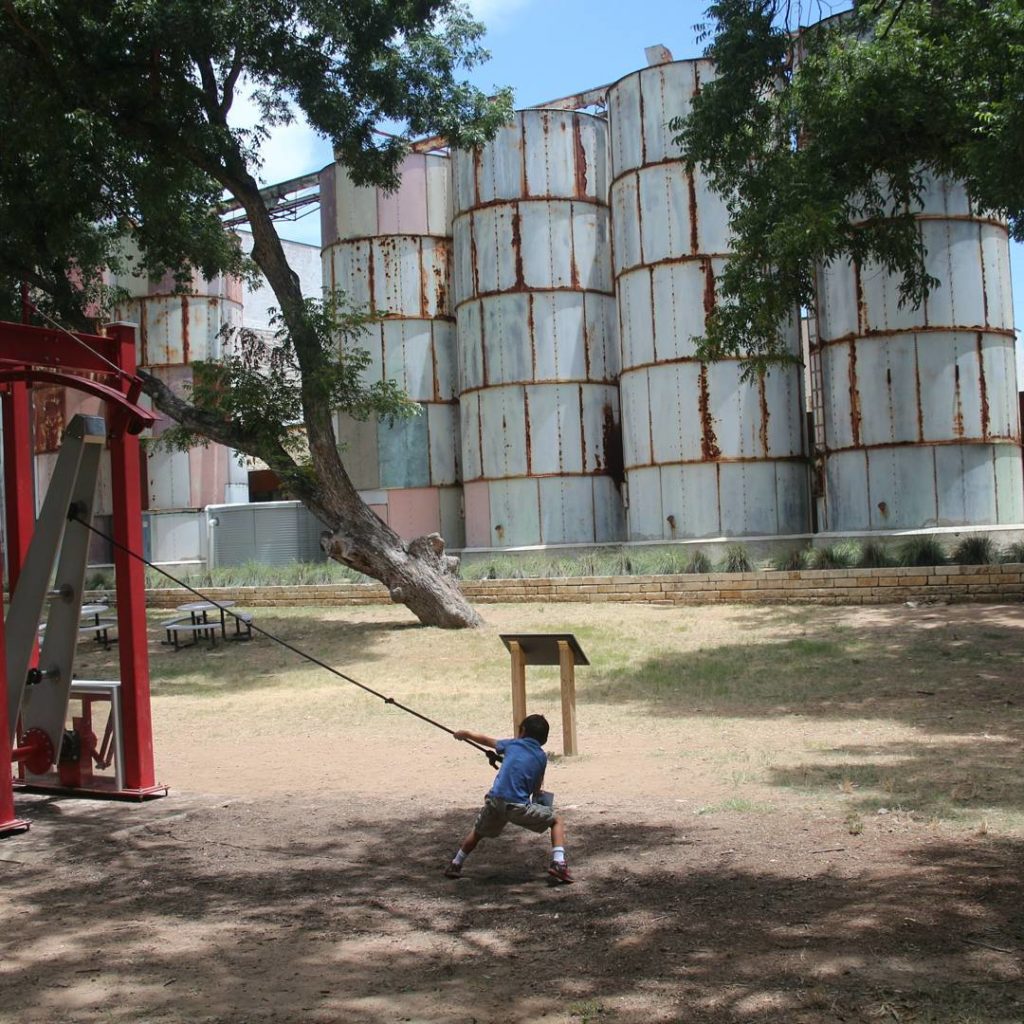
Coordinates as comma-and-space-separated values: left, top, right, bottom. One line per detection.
857, 539, 893, 569
569, 1000, 606, 1024
897, 536, 947, 568
696, 798, 774, 814
810, 542, 859, 570
719, 544, 753, 573
773, 548, 808, 571
951, 535, 998, 566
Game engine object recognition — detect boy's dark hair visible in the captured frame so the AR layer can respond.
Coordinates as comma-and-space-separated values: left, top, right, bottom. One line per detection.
519, 714, 550, 744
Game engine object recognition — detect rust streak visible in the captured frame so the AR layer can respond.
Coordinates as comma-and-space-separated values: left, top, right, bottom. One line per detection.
180, 296, 190, 363
419, 242, 429, 319
847, 340, 862, 447
523, 389, 533, 475
578, 385, 587, 470
698, 363, 720, 460
469, 213, 480, 298
569, 202, 580, 291
138, 301, 149, 366
853, 261, 866, 336
702, 259, 716, 319
687, 169, 699, 255
511, 206, 525, 290
979, 237, 990, 326
758, 372, 770, 457
977, 332, 990, 439
953, 362, 964, 438
573, 117, 589, 199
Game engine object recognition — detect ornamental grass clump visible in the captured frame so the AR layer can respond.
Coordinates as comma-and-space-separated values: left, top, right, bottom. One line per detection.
772, 548, 808, 571
685, 550, 713, 574
810, 542, 859, 570
857, 540, 893, 569
897, 536, 946, 568
951, 535, 998, 566
720, 544, 753, 573
1002, 541, 1024, 564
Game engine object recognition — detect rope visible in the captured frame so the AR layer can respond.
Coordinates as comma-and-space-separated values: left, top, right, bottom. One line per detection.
69, 512, 502, 769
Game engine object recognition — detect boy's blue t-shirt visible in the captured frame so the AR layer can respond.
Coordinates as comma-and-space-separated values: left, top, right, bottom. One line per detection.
488, 737, 546, 804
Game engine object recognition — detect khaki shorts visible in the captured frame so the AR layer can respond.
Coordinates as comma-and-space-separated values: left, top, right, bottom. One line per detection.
474, 795, 556, 838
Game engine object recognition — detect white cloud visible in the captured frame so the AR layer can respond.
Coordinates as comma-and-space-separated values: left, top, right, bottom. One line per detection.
464, 0, 536, 31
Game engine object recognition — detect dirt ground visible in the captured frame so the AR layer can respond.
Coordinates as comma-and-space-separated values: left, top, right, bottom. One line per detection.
2, 601, 1023, 1023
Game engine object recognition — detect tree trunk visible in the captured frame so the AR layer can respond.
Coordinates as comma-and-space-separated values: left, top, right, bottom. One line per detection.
139, 157, 483, 629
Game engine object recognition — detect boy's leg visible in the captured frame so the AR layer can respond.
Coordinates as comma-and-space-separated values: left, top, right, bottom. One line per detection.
445, 828, 482, 878
547, 815, 573, 884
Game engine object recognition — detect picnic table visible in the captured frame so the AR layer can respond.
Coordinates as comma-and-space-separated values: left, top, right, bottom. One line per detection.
162, 600, 253, 649
39, 602, 117, 648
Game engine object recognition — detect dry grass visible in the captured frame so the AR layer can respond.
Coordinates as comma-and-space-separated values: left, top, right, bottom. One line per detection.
72, 600, 1024, 836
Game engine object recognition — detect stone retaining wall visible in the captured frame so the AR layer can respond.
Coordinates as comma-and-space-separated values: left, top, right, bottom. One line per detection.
128, 563, 1024, 610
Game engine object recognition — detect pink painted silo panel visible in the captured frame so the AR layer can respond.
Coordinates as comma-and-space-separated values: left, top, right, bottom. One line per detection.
386, 487, 442, 540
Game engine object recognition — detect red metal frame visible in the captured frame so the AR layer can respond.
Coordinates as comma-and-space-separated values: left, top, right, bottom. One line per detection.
1, 320, 163, 831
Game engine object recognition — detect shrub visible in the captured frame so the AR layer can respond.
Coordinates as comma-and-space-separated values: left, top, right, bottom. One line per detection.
897, 536, 946, 567
810, 542, 859, 570
951, 535, 997, 566
772, 548, 808, 571
1002, 541, 1024, 564
858, 540, 893, 568
685, 550, 712, 574
719, 544, 753, 573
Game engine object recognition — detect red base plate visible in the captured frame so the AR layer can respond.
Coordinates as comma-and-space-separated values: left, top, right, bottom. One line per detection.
14, 778, 169, 801
0, 816, 30, 836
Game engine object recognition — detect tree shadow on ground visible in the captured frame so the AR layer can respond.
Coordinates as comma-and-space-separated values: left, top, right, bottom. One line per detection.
3, 796, 1022, 1023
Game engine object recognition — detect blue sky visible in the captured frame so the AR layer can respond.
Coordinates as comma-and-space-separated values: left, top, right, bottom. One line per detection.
259, 0, 1023, 344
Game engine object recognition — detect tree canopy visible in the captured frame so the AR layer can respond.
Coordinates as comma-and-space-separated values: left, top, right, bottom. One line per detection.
676, 0, 1024, 372
0, 1, 513, 627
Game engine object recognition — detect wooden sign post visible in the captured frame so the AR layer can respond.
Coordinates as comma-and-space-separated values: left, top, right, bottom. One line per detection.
499, 634, 589, 756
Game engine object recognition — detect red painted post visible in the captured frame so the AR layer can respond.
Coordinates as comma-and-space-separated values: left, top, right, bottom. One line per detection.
0, 538, 29, 835
106, 323, 158, 793
2, 381, 35, 588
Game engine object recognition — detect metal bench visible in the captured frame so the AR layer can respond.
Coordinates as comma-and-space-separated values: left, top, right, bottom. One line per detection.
38, 618, 118, 649
161, 618, 219, 650
230, 612, 254, 640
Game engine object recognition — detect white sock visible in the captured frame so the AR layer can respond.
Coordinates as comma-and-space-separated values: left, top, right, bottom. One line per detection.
552, 846, 566, 865
453, 849, 467, 866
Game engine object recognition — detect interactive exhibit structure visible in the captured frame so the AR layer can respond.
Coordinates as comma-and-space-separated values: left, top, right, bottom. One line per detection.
1, 320, 165, 838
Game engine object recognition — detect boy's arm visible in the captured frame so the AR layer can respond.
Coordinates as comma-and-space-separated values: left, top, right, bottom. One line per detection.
454, 729, 499, 749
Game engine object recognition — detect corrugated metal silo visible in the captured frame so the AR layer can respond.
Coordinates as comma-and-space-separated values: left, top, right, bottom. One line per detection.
112, 262, 243, 510
813, 176, 1022, 529
452, 109, 625, 548
607, 60, 811, 541
320, 153, 464, 546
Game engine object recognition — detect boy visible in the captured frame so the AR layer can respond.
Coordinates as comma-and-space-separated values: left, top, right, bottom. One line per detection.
445, 713, 573, 884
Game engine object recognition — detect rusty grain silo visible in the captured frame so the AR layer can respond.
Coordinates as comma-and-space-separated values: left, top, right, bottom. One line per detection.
813, 176, 1022, 530
607, 60, 811, 541
452, 109, 625, 548
110, 261, 243, 511
320, 153, 463, 545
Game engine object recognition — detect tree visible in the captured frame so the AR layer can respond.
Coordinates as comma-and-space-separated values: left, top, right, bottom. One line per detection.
0, 1, 514, 628
676, 0, 1024, 374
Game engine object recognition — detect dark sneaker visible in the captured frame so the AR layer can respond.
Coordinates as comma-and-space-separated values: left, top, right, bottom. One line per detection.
547, 861, 574, 885
444, 861, 463, 879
